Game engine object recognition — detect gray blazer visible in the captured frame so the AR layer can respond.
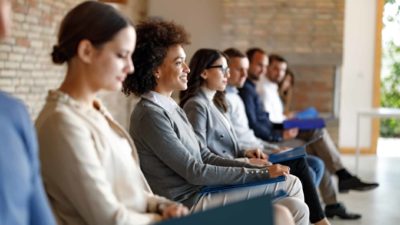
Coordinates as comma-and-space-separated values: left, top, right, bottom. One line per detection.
183, 91, 244, 159
130, 98, 270, 208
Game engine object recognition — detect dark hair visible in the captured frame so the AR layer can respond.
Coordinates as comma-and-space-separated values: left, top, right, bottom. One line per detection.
279, 68, 295, 104
51, 1, 131, 64
282, 69, 295, 86
223, 48, 246, 59
122, 19, 190, 97
179, 48, 228, 112
246, 47, 265, 63
269, 54, 287, 65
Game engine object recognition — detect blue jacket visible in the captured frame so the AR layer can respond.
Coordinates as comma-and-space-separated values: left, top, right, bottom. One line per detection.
0, 91, 55, 225
238, 80, 283, 142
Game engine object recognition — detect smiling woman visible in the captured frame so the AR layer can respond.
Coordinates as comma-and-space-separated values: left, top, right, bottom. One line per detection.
123, 19, 309, 225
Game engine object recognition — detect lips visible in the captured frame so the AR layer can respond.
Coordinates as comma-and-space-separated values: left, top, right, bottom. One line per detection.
116, 75, 126, 82
179, 74, 188, 82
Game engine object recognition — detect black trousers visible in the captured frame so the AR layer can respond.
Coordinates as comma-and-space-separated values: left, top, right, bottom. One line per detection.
281, 157, 325, 223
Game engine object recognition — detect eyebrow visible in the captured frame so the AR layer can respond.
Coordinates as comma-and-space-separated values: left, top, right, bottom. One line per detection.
174, 56, 186, 61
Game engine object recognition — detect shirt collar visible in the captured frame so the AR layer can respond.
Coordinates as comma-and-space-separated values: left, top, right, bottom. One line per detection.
141, 91, 179, 113
263, 76, 278, 90
225, 85, 238, 94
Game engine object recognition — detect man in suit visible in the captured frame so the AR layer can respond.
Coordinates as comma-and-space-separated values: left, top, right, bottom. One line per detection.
239, 47, 378, 219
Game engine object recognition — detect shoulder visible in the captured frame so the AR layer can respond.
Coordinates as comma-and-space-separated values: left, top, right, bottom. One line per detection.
0, 91, 29, 118
35, 101, 90, 137
131, 99, 175, 130
132, 98, 168, 120
183, 93, 209, 110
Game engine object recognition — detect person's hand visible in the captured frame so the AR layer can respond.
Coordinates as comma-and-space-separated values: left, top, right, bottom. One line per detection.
244, 148, 268, 159
283, 128, 299, 140
266, 164, 290, 178
285, 111, 296, 119
161, 203, 189, 220
248, 158, 271, 167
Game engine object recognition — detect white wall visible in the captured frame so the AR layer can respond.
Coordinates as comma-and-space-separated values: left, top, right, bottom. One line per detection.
339, 0, 377, 149
148, 0, 223, 59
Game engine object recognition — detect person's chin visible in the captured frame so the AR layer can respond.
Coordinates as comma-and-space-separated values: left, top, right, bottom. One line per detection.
107, 83, 122, 92
179, 83, 188, 91
217, 85, 227, 91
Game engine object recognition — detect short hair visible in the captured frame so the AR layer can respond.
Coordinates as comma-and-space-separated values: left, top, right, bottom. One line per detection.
122, 19, 190, 97
246, 47, 265, 63
51, 1, 131, 64
223, 48, 245, 59
269, 54, 287, 65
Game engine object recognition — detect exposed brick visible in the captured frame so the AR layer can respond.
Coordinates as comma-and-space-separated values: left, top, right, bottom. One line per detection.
0, 0, 146, 128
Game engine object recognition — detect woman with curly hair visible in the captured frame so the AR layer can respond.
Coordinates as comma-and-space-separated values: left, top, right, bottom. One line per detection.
122, 19, 309, 225
35, 2, 189, 225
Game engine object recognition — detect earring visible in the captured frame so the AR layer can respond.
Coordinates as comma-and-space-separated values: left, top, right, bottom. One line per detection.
155, 75, 160, 79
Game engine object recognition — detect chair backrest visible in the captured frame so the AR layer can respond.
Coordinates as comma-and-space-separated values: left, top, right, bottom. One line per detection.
158, 194, 273, 225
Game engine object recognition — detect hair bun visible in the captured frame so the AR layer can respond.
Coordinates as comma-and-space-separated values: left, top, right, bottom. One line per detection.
51, 45, 67, 64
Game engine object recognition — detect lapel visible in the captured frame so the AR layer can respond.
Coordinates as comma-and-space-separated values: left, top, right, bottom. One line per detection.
198, 91, 241, 152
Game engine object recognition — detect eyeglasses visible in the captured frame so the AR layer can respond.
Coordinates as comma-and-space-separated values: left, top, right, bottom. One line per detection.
206, 65, 230, 75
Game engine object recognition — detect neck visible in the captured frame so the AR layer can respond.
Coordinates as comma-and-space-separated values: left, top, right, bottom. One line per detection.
201, 85, 217, 101
153, 86, 173, 97
59, 65, 97, 107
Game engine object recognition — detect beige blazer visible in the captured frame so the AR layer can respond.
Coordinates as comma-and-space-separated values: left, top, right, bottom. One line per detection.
35, 90, 173, 225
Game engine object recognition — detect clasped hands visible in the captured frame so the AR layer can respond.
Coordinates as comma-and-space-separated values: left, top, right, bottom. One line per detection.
244, 148, 290, 178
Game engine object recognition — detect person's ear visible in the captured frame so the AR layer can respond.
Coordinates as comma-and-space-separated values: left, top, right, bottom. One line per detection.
200, 70, 208, 80
154, 67, 161, 79
77, 40, 95, 64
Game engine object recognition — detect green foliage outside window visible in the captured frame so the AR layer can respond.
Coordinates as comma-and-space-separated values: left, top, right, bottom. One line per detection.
380, 0, 400, 137
381, 44, 400, 137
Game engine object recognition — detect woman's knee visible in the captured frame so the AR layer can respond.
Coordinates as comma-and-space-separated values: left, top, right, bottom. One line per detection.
276, 197, 309, 225
273, 204, 295, 225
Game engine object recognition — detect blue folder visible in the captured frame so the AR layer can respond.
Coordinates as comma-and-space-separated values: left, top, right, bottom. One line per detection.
296, 107, 319, 119
158, 194, 274, 225
200, 175, 286, 194
269, 146, 307, 163
283, 117, 326, 130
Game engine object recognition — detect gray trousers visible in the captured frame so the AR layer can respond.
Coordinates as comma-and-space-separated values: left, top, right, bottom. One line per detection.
275, 128, 344, 205
192, 174, 309, 225
297, 128, 344, 205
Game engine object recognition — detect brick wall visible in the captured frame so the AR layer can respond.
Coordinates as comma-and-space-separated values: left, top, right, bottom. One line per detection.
222, 0, 344, 114
0, 0, 85, 118
290, 65, 335, 113
0, 0, 145, 129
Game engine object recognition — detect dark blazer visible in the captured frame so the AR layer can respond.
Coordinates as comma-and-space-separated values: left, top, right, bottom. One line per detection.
239, 79, 283, 142
182, 90, 244, 159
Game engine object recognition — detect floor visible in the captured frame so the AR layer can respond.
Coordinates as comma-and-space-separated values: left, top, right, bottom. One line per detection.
329, 138, 400, 225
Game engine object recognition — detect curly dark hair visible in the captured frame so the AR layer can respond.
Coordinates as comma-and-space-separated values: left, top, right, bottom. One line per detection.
179, 48, 229, 112
122, 19, 190, 97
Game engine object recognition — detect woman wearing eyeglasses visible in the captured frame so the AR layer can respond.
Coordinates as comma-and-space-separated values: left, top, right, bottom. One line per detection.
123, 20, 308, 225
179, 49, 269, 165
180, 48, 332, 225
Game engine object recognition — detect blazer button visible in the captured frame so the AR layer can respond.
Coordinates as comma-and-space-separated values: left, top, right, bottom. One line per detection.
219, 135, 224, 139
222, 150, 226, 153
